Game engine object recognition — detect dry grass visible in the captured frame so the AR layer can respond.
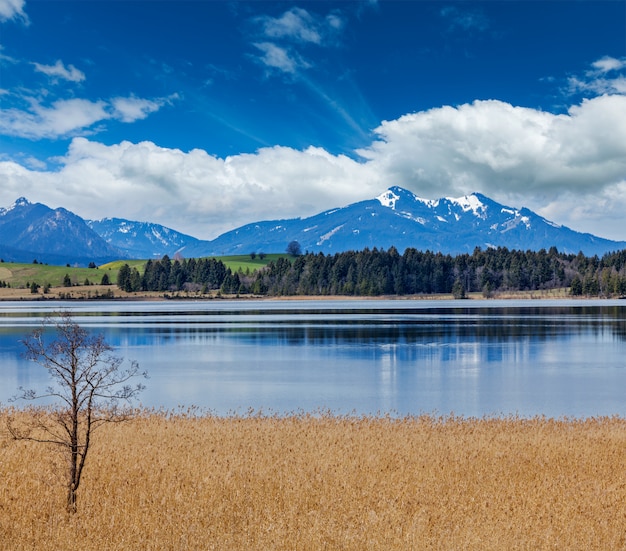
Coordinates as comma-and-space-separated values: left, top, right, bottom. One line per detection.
0, 285, 173, 301
2, 410, 626, 550
0, 287, 576, 302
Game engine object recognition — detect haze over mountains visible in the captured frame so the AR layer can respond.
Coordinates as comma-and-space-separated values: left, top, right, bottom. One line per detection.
1, 187, 625, 266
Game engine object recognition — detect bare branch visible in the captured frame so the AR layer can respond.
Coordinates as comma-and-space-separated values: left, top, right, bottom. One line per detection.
7, 311, 146, 513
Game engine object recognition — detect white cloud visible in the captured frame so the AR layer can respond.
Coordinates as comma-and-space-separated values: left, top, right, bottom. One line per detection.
32, 60, 85, 83
359, 96, 626, 198
0, 94, 173, 139
259, 7, 322, 44
325, 13, 344, 32
22, 155, 47, 170
252, 42, 306, 74
250, 7, 345, 75
111, 96, 166, 123
568, 56, 626, 96
1, 95, 626, 241
256, 7, 344, 45
357, 95, 626, 239
591, 56, 626, 74
0, 138, 378, 239
0, 0, 28, 24
0, 98, 109, 139
569, 75, 626, 96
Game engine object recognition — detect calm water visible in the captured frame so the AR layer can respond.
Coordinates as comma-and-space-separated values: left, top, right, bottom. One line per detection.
1, 299, 625, 418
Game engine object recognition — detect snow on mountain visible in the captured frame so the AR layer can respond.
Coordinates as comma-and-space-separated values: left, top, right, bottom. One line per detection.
190, 186, 626, 257
449, 194, 488, 217
86, 218, 199, 259
2, 187, 626, 266
0, 199, 125, 265
376, 189, 400, 208
0, 197, 31, 215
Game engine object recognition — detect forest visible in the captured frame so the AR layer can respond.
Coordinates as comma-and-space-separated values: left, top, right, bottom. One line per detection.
116, 246, 626, 298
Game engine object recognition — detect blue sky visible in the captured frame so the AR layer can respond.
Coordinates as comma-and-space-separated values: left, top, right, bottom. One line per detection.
1, 0, 625, 242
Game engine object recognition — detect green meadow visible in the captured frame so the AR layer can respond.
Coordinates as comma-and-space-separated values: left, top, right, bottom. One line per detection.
0, 255, 281, 289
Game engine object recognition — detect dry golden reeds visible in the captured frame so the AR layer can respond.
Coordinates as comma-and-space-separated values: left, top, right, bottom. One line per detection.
1, 409, 626, 550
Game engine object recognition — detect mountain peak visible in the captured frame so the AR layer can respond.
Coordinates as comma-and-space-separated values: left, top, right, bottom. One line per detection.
448, 193, 488, 217
1, 197, 32, 217
376, 188, 401, 209
377, 186, 435, 209
13, 197, 31, 208
196, 185, 626, 256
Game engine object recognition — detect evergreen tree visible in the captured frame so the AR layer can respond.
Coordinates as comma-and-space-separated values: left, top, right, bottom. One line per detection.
451, 278, 466, 299
117, 264, 132, 292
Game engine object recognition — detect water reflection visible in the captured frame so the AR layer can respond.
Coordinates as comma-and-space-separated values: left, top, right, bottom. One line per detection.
0, 300, 625, 417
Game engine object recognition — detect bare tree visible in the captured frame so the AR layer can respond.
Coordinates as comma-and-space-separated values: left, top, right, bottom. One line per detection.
7, 312, 147, 513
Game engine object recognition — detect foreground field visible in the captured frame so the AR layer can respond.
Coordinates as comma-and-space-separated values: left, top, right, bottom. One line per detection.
1, 412, 625, 550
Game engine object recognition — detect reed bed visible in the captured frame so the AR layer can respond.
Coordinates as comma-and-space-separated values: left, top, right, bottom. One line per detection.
1, 409, 626, 550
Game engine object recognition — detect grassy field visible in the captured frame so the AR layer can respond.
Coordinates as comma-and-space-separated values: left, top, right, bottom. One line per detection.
0, 262, 118, 289
0, 255, 281, 292
1, 410, 625, 550
217, 253, 285, 273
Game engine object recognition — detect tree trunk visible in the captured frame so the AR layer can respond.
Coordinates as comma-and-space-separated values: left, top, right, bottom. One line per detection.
67, 439, 79, 514
67, 482, 77, 514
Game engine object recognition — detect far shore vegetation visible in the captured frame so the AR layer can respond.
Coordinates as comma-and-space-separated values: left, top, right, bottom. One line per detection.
1, 246, 626, 300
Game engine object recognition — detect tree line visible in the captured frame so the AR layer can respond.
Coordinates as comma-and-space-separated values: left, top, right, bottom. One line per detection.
117, 247, 626, 298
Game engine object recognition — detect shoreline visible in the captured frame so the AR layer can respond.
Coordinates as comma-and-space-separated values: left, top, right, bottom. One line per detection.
0, 285, 588, 302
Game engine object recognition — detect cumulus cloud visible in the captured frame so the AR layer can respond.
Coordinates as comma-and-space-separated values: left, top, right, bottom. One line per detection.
1, 93, 626, 241
32, 59, 85, 83
0, 138, 378, 238
0, 94, 173, 139
360, 96, 626, 195
0, 0, 28, 23
357, 95, 626, 238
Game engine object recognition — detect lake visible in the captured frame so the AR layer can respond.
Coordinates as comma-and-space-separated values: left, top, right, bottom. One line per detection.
1, 299, 625, 418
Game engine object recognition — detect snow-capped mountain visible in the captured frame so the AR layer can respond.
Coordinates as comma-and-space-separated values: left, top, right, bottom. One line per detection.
0, 198, 126, 265
86, 218, 199, 259
185, 186, 626, 257
1, 188, 625, 266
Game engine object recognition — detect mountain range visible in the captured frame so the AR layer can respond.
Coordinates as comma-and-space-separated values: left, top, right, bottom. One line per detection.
1, 187, 624, 266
